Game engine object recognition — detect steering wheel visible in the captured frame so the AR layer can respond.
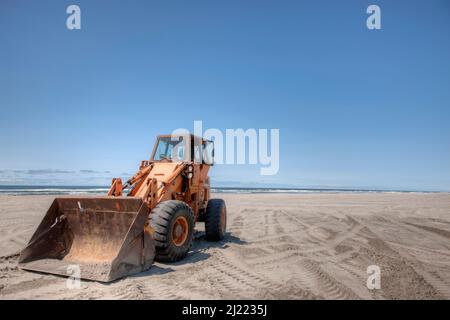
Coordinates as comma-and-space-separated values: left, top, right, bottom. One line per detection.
159, 154, 171, 162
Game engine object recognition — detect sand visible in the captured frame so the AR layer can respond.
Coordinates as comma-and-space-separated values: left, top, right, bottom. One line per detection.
0, 192, 449, 300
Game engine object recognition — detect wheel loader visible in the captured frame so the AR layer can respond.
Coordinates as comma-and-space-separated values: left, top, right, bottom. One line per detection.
18, 134, 227, 282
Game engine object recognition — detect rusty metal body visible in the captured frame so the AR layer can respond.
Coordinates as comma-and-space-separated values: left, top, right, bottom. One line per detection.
19, 134, 213, 282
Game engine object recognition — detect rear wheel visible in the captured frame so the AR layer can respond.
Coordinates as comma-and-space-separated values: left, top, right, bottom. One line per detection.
150, 200, 194, 262
205, 199, 227, 241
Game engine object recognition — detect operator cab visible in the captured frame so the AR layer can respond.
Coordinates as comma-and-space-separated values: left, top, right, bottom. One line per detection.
151, 134, 214, 164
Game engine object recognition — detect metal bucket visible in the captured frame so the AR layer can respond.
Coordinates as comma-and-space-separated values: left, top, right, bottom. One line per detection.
19, 197, 155, 282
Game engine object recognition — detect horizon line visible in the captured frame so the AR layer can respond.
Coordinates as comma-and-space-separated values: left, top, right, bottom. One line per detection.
0, 184, 448, 193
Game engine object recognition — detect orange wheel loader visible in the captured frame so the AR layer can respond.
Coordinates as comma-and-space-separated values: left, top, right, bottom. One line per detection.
18, 134, 227, 282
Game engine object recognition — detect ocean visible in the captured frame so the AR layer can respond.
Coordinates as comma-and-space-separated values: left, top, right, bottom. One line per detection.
0, 185, 429, 196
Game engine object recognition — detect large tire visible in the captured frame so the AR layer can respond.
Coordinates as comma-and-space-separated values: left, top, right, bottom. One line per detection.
205, 199, 227, 241
150, 200, 194, 262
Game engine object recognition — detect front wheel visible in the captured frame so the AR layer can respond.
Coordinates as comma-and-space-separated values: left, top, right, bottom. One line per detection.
150, 200, 194, 262
205, 199, 227, 241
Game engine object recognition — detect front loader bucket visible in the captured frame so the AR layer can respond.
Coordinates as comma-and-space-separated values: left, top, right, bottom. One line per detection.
18, 197, 155, 282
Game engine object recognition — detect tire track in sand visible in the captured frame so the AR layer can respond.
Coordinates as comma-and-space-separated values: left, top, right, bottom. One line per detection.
294, 259, 360, 299
207, 251, 310, 299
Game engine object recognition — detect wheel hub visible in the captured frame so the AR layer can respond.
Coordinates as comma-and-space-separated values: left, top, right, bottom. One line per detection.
172, 216, 189, 246
174, 224, 183, 237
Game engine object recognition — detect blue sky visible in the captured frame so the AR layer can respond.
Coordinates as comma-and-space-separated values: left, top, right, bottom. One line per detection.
1, 0, 450, 190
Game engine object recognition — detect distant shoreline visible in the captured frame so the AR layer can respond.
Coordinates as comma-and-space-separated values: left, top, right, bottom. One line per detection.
0, 185, 446, 196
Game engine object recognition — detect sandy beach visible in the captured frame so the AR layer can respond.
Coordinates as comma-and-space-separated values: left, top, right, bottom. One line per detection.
0, 192, 449, 300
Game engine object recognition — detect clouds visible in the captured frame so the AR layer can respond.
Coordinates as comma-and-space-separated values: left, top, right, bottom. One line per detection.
21, 169, 75, 175
79, 170, 111, 174
5, 169, 111, 175
0, 169, 122, 186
